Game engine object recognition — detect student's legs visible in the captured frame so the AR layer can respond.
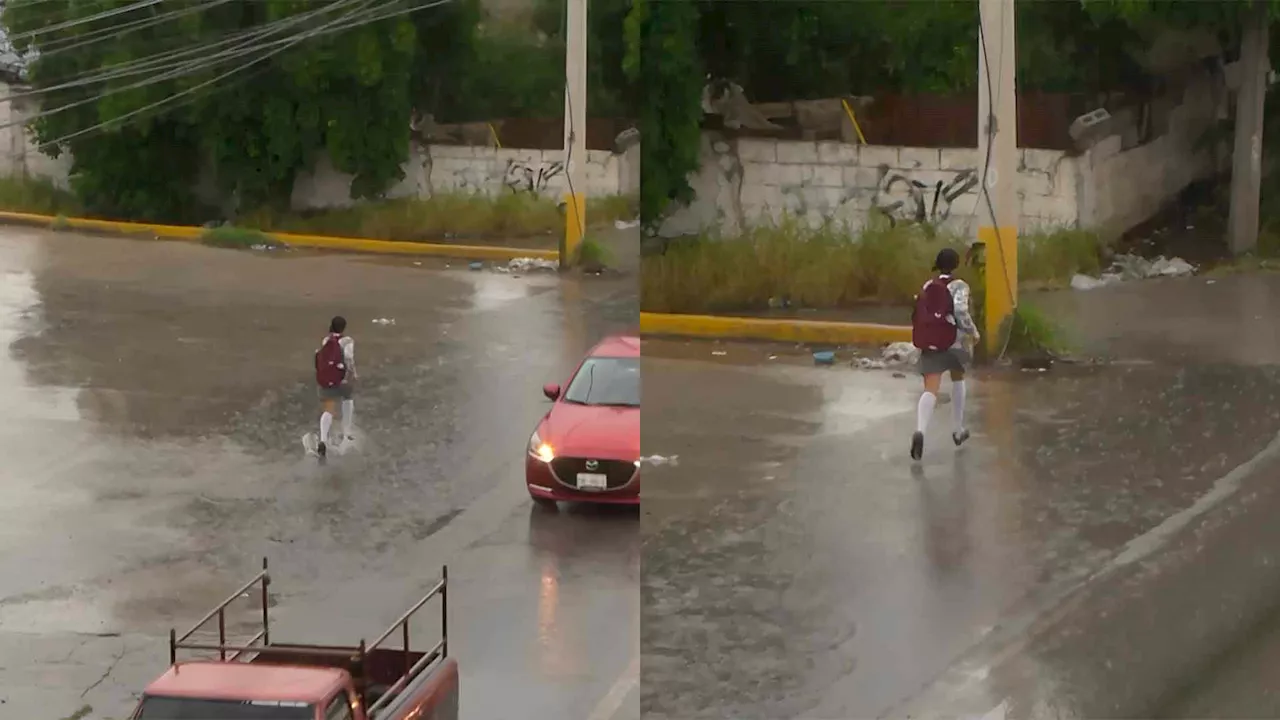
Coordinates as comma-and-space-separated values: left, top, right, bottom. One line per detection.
912, 372, 943, 459
319, 399, 335, 444
950, 369, 966, 430
949, 359, 972, 445
341, 398, 354, 438
918, 373, 942, 433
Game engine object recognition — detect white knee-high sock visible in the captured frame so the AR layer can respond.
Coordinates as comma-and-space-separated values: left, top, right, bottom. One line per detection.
341, 400, 354, 437
916, 391, 937, 434
952, 380, 967, 431
320, 411, 333, 443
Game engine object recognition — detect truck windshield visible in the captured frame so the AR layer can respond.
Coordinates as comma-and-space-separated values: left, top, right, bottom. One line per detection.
136, 696, 315, 719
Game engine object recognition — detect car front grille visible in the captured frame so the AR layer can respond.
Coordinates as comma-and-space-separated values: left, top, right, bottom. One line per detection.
549, 457, 637, 490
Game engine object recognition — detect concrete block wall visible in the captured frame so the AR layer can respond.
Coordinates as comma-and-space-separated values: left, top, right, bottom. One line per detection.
659, 134, 1081, 237
662, 68, 1223, 239
0, 87, 74, 190
1076, 67, 1225, 237
292, 144, 634, 211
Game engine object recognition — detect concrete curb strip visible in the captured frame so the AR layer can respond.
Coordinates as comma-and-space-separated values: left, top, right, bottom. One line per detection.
0, 209, 560, 262
887, 429, 1280, 719
639, 311, 912, 345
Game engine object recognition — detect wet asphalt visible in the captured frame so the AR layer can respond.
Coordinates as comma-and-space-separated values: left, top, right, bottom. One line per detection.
0, 228, 639, 720
641, 272, 1280, 719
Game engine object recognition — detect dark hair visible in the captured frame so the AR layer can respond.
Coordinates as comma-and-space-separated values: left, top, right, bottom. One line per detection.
329, 316, 347, 334
933, 248, 960, 273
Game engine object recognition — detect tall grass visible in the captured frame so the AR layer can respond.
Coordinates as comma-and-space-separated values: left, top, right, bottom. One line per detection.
1018, 227, 1106, 289
0, 176, 637, 244
1004, 302, 1070, 356
241, 192, 637, 242
0, 175, 81, 216
640, 218, 1106, 314
201, 225, 277, 249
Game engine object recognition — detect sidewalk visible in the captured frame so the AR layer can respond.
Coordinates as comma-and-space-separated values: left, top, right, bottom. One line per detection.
640, 285, 1280, 720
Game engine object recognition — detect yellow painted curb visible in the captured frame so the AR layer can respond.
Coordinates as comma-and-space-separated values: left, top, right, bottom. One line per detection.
640, 312, 912, 345
0, 210, 559, 262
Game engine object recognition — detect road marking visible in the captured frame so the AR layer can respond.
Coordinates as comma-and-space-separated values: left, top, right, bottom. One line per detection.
587, 652, 639, 720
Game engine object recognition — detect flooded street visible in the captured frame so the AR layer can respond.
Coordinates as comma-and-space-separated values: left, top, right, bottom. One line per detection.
0, 228, 639, 720
640, 273, 1280, 719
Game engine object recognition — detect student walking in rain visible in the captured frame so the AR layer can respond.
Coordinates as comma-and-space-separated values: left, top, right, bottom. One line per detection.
909, 248, 979, 461
315, 315, 357, 459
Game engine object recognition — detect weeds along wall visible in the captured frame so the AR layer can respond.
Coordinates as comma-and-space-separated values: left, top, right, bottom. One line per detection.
662, 66, 1225, 240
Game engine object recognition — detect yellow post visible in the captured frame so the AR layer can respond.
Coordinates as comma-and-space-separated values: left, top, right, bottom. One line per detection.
981, 226, 1018, 355
563, 192, 586, 266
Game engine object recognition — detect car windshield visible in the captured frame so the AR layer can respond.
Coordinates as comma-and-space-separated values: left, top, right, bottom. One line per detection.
563, 357, 639, 407
135, 696, 315, 719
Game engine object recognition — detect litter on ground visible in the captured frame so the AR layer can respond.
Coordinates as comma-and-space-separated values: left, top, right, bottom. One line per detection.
1072, 253, 1195, 290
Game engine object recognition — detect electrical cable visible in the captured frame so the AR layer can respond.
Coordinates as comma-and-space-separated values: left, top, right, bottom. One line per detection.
32, 0, 240, 58
0, 0, 366, 133
0, 0, 440, 103
13, 0, 447, 154
5, 0, 161, 43
0, 0, 373, 102
0, 0, 411, 99
0, 0, 451, 139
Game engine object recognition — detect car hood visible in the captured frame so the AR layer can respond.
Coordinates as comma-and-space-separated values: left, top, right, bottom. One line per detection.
540, 402, 640, 459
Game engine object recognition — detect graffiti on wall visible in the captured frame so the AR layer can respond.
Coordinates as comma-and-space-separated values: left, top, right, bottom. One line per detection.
503, 159, 564, 194
873, 169, 978, 228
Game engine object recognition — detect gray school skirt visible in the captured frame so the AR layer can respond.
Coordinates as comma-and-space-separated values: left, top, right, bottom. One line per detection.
318, 383, 354, 401
919, 347, 971, 376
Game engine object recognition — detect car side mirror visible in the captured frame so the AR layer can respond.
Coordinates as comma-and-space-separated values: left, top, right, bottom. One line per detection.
543, 383, 561, 401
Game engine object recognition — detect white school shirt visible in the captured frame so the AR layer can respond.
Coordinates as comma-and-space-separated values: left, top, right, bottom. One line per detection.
933, 275, 978, 350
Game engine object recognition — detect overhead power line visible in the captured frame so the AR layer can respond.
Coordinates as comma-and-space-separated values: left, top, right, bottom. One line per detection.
0, 0, 436, 104
0, 0, 456, 157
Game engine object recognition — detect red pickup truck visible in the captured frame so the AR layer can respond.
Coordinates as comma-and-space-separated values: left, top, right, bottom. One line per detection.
130, 560, 458, 720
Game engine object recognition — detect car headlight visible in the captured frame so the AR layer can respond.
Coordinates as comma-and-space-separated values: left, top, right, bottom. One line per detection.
529, 430, 555, 463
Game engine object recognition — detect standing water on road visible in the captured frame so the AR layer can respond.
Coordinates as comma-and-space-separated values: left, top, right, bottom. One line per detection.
0, 228, 639, 720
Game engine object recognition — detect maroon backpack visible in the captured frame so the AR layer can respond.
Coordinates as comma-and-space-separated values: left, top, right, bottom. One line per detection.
911, 276, 958, 351
315, 333, 346, 388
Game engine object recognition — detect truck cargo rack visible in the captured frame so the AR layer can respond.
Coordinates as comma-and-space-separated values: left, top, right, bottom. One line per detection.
168, 557, 449, 712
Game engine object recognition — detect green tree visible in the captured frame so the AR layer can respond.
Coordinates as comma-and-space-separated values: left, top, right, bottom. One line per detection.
2, 0, 478, 221
627, 0, 702, 229
533, 0, 638, 118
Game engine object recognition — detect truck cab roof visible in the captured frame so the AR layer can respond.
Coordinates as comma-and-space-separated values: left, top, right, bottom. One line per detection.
146, 661, 346, 704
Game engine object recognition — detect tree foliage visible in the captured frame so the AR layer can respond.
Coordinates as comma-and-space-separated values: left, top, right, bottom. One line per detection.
421, 0, 636, 124
696, 0, 978, 100
628, 0, 702, 229
2, 0, 479, 222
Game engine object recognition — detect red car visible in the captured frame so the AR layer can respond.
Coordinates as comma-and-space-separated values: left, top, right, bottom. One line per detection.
526, 334, 640, 506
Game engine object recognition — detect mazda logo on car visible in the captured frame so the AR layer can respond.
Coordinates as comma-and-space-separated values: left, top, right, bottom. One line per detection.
585, 460, 599, 471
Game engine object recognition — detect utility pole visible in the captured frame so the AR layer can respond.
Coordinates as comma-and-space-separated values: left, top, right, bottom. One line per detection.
1228, 0, 1269, 256
977, 0, 1018, 356
562, 0, 588, 269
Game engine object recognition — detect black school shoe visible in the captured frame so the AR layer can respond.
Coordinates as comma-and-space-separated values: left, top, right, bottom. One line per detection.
910, 431, 924, 461
953, 429, 971, 447
317, 441, 327, 458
